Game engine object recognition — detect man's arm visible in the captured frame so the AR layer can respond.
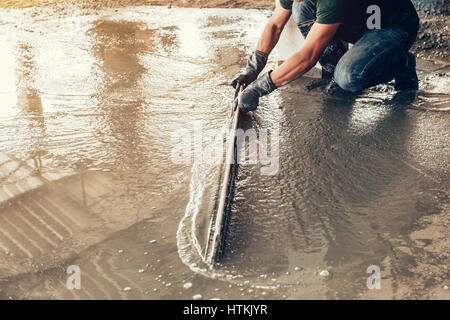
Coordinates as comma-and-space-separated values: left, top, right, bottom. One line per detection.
270, 22, 340, 87
234, 22, 340, 112
256, 4, 292, 55
231, 3, 291, 93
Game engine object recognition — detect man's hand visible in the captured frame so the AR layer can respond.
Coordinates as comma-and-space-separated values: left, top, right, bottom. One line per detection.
233, 71, 276, 113
231, 50, 268, 95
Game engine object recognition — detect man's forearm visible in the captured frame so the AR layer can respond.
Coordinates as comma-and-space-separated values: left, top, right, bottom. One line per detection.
255, 21, 284, 55
270, 49, 317, 87
270, 22, 341, 87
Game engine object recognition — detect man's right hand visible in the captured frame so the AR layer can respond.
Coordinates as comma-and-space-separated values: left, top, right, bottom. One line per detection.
231, 50, 268, 95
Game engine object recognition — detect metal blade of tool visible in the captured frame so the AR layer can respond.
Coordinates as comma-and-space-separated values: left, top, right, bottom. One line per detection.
204, 86, 243, 264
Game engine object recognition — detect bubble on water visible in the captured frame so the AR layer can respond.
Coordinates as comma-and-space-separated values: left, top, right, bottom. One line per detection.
319, 270, 330, 277
183, 282, 193, 289
193, 294, 202, 300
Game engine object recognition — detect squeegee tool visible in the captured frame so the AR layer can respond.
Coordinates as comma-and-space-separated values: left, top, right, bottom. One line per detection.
204, 85, 243, 264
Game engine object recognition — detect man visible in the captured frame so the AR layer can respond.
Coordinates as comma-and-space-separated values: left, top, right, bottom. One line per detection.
232, 0, 420, 112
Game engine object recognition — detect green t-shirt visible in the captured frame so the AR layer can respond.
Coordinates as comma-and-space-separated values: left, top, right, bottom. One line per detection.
279, 0, 419, 35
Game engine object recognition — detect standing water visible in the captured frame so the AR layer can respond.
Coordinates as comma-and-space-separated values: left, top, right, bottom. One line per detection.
0, 5, 449, 299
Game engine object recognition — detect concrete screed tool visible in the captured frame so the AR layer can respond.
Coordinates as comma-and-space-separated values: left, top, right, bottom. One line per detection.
203, 85, 243, 264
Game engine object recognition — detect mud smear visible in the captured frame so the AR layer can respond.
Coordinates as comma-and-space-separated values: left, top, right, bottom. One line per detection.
0, 5, 449, 300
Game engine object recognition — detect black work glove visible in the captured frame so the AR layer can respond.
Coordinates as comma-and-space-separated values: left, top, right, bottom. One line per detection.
233, 71, 276, 113
231, 50, 268, 95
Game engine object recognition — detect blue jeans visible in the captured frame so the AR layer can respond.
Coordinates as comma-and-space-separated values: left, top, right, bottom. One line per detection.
291, 0, 418, 92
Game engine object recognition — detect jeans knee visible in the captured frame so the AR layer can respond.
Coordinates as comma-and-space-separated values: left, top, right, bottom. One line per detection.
334, 62, 363, 93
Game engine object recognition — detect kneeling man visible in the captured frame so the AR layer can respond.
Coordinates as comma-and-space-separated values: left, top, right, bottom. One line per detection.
233, 0, 420, 112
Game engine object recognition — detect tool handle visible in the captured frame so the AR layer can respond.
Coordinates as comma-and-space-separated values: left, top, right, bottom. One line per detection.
232, 84, 243, 114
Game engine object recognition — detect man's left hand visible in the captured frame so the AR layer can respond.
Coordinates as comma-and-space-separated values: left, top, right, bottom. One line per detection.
233, 71, 277, 113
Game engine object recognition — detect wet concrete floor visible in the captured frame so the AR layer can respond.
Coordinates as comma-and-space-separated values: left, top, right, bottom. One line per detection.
0, 5, 448, 299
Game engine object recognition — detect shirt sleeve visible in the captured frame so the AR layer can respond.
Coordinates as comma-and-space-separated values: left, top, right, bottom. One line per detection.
279, 0, 293, 10
316, 0, 342, 24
